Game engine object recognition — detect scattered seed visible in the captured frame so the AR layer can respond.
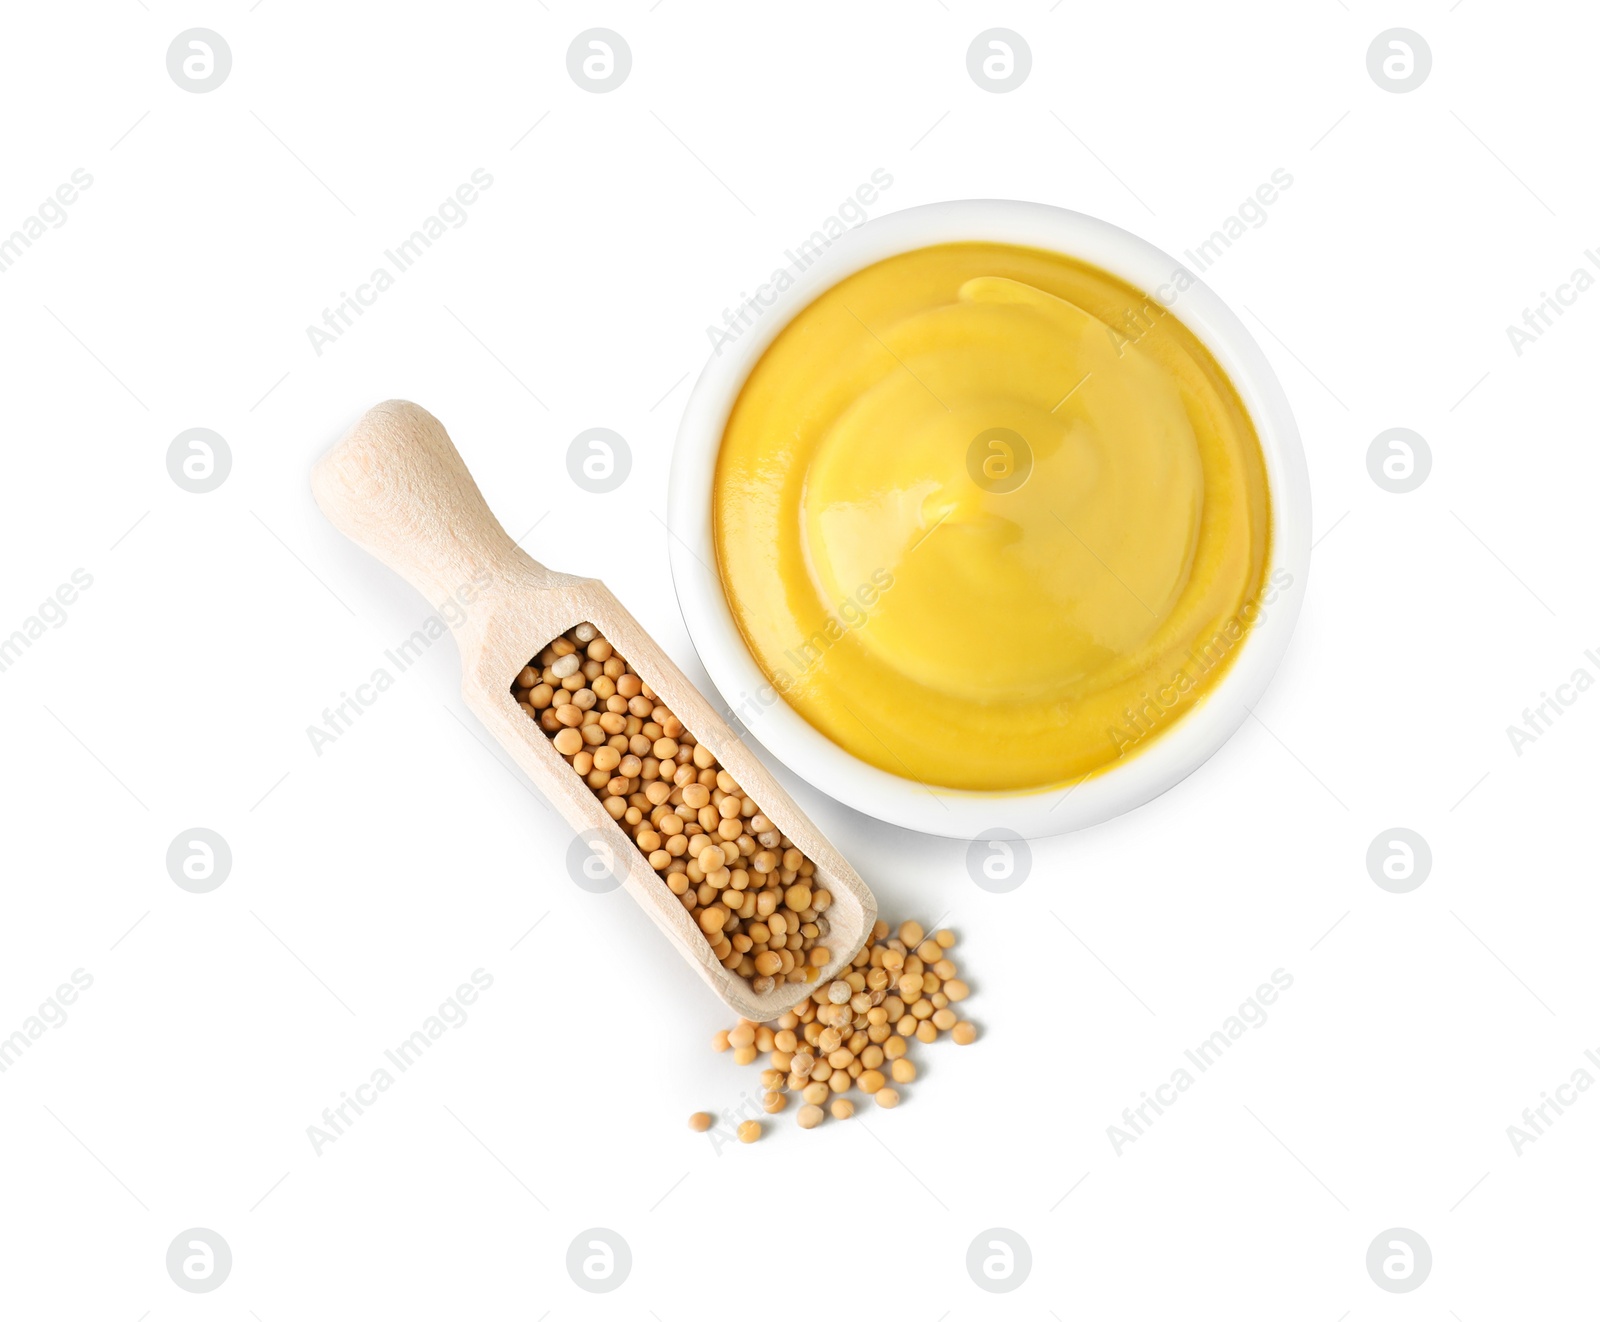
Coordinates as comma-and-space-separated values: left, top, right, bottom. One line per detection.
705, 920, 978, 1134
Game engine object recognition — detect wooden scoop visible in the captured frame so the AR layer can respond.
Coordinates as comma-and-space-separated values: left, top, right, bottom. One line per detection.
311, 400, 877, 1020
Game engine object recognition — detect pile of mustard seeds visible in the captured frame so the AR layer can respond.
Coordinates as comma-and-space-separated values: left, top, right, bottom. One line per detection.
696, 920, 977, 1139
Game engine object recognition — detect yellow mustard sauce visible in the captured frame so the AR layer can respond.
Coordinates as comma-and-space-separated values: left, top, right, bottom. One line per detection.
714, 242, 1274, 793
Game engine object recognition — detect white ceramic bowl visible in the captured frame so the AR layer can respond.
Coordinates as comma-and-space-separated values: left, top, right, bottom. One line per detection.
669, 200, 1310, 840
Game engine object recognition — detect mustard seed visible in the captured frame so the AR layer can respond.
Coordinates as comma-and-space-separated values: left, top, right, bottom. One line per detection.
737, 1120, 762, 1143
515, 623, 832, 998
700, 917, 976, 1136
689, 1111, 714, 1131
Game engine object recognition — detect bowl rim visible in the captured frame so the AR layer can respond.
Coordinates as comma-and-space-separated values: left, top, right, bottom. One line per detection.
668, 199, 1311, 841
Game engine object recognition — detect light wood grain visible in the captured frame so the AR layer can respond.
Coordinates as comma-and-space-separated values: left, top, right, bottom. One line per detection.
311, 400, 877, 1020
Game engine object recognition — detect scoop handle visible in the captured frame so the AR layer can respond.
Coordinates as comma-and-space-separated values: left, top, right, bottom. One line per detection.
312, 400, 567, 608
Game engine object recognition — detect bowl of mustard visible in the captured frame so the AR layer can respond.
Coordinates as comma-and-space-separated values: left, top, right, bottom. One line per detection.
669, 200, 1310, 839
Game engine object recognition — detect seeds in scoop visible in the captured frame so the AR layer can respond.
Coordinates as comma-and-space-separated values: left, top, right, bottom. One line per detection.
689, 1111, 714, 1131
514, 623, 831, 996
737, 1120, 762, 1143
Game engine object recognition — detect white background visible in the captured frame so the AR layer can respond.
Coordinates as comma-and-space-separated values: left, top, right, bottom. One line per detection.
1, 1, 1595, 1316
